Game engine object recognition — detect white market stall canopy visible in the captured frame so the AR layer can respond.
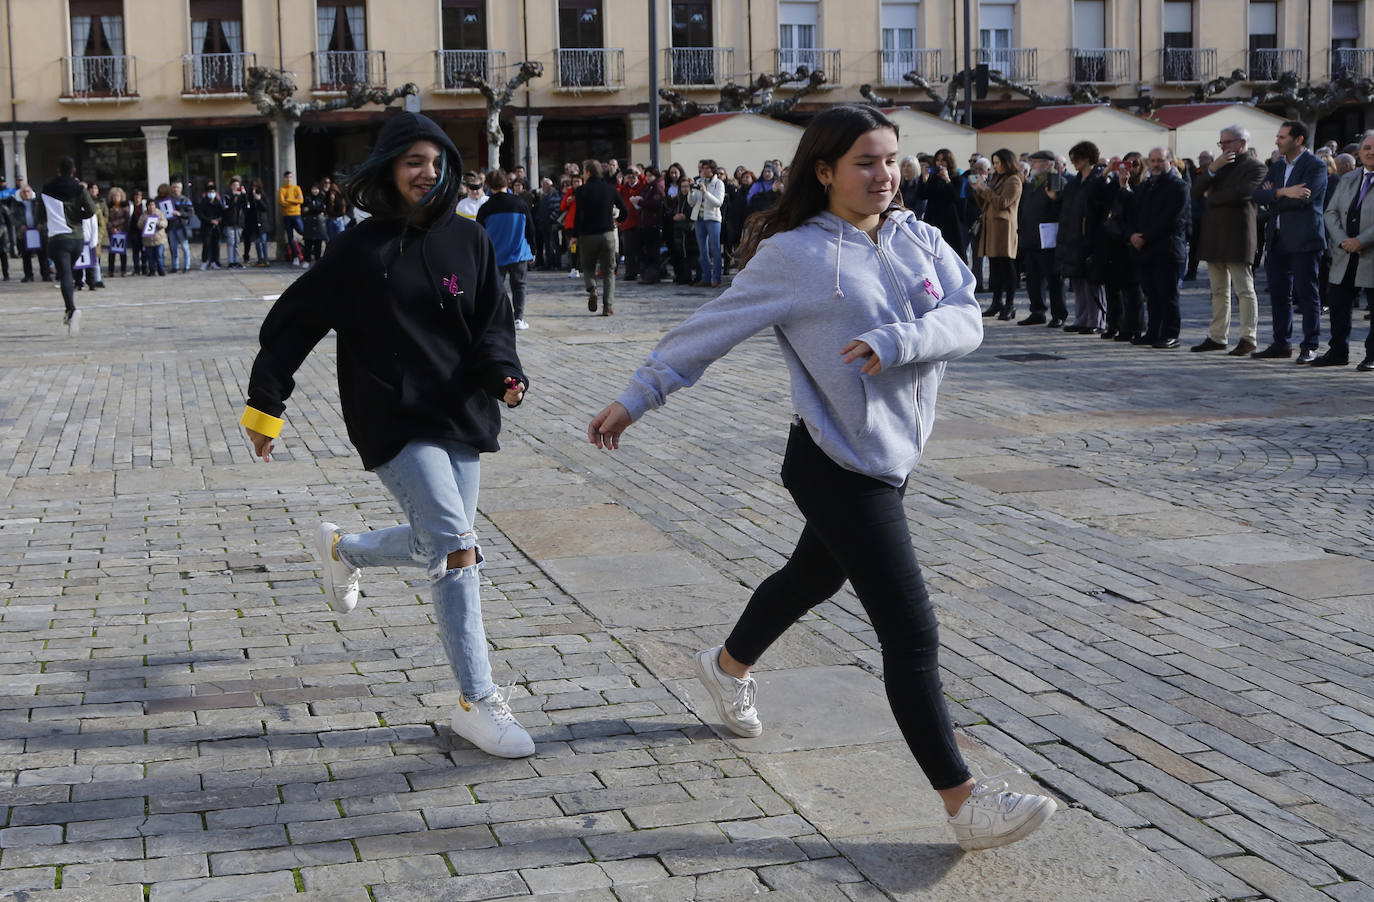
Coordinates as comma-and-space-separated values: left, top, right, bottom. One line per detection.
1151, 102, 1289, 161
977, 104, 1169, 160
631, 112, 805, 172
882, 108, 978, 164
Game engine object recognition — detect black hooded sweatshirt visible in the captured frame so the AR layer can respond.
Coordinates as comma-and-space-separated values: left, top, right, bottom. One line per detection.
242, 111, 527, 470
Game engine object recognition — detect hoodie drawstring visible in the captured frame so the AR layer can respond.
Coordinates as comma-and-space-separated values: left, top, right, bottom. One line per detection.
833, 220, 845, 299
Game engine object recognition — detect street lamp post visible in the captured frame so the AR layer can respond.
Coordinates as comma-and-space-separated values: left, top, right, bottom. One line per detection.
648, 0, 660, 167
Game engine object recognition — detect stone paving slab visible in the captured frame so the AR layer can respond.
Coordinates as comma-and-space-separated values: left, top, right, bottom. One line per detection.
2, 264, 1372, 900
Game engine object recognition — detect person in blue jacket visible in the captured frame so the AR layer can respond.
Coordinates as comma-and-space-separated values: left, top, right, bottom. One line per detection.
587, 105, 1056, 853
476, 169, 536, 330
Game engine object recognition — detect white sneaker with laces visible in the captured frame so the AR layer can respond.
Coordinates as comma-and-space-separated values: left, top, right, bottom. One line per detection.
451, 685, 535, 758
313, 521, 361, 612
949, 769, 1057, 850
199, 262, 208, 271
513, 319, 529, 331
693, 646, 762, 737
568, 268, 580, 278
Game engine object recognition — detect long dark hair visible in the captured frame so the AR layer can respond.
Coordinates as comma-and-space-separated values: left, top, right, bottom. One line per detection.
344, 131, 459, 226
735, 105, 898, 267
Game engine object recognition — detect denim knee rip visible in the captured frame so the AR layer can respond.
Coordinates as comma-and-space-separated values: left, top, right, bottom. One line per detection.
425, 531, 483, 581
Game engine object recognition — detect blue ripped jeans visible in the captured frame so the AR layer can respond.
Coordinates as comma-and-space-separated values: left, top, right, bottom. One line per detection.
336, 440, 495, 702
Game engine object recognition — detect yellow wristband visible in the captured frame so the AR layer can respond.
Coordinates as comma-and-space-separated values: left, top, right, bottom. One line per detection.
240, 406, 284, 438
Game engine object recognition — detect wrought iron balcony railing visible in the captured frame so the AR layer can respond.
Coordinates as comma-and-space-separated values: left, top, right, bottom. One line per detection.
1159, 47, 1217, 84
61, 55, 137, 100
1332, 46, 1374, 78
1248, 47, 1304, 82
182, 51, 255, 95
435, 49, 506, 90
665, 47, 734, 87
773, 48, 841, 84
311, 49, 385, 92
554, 47, 625, 91
1070, 47, 1131, 84
879, 48, 942, 86
977, 47, 1038, 83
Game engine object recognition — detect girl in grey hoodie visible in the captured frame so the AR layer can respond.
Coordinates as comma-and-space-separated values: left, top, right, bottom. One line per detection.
588, 105, 1056, 851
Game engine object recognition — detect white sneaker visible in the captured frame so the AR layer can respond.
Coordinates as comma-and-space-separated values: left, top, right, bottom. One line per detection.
568, 268, 580, 278
313, 521, 361, 612
292, 258, 302, 268
692, 646, 762, 738
513, 319, 529, 331
451, 685, 535, 758
67, 309, 82, 336
199, 262, 208, 271
949, 770, 1057, 851
210, 262, 220, 270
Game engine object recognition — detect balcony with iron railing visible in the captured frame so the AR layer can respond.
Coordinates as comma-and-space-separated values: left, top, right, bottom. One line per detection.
1070, 48, 1131, 84
878, 48, 942, 86
773, 48, 841, 84
1332, 46, 1374, 77
61, 55, 137, 101
434, 49, 506, 91
181, 51, 255, 97
1248, 47, 1304, 82
976, 47, 1038, 83
1159, 47, 1217, 83
311, 49, 385, 92
554, 48, 625, 91
665, 47, 734, 88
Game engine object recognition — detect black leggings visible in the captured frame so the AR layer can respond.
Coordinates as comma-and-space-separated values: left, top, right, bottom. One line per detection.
988, 256, 1017, 304
724, 425, 972, 791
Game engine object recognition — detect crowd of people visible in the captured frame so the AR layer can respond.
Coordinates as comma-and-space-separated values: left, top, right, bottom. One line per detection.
6, 115, 1372, 368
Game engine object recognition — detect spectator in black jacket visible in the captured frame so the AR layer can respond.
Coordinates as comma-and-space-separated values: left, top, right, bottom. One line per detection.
196, 182, 226, 270
224, 177, 249, 268
916, 148, 966, 261
1056, 143, 1109, 333
244, 180, 270, 266
1016, 150, 1065, 326
1129, 147, 1192, 348
574, 159, 627, 316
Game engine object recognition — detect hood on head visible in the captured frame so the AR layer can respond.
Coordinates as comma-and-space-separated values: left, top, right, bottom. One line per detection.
374, 111, 462, 169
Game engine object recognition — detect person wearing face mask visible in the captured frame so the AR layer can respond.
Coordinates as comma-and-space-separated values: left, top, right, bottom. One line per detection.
240, 112, 532, 760
457, 172, 487, 220
224, 177, 249, 268
588, 106, 1056, 853
197, 182, 226, 270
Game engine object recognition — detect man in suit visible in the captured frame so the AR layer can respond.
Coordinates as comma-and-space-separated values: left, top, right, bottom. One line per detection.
1252, 120, 1329, 362
1319, 130, 1374, 370
1128, 146, 1191, 348
1190, 125, 1268, 355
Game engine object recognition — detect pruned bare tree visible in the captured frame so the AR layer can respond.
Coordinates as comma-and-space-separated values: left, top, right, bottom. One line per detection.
657, 68, 828, 125
1192, 68, 1248, 103
246, 66, 418, 184
1250, 69, 1374, 135
439, 60, 545, 167
896, 69, 1102, 120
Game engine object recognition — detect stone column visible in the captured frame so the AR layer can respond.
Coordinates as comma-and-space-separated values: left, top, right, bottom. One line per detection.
1, 129, 29, 185
626, 112, 653, 166
141, 124, 172, 192
516, 114, 542, 180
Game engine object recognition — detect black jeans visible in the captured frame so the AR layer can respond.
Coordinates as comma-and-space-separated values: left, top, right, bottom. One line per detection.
49, 237, 83, 315
499, 260, 528, 320
1328, 263, 1374, 359
1023, 248, 1066, 319
724, 425, 972, 791
1139, 255, 1182, 341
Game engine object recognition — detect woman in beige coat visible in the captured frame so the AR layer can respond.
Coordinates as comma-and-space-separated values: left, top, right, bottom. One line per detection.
972, 148, 1024, 320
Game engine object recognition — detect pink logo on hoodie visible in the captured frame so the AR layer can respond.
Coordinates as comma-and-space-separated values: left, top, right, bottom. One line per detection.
442, 274, 462, 296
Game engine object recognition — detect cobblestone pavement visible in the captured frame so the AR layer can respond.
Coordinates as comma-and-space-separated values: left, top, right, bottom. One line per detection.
0, 262, 1371, 902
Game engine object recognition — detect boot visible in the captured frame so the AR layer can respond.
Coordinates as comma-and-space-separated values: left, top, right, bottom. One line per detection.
982, 292, 1003, 317
997, 296, 1016, 321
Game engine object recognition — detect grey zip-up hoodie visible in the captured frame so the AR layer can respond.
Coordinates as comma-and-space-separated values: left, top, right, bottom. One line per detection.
616, 208, 982, 486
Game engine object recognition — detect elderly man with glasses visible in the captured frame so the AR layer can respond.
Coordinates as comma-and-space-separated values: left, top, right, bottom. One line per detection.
1189, 125, 1268, 355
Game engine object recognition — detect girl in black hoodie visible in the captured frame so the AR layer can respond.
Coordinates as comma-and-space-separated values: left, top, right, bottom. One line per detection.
240, 112, 534, 759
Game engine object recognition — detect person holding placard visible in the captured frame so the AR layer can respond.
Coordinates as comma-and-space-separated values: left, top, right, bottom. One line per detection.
10, 185, 49, 282
138, 199, 168, 276
106, 187, 130, 275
